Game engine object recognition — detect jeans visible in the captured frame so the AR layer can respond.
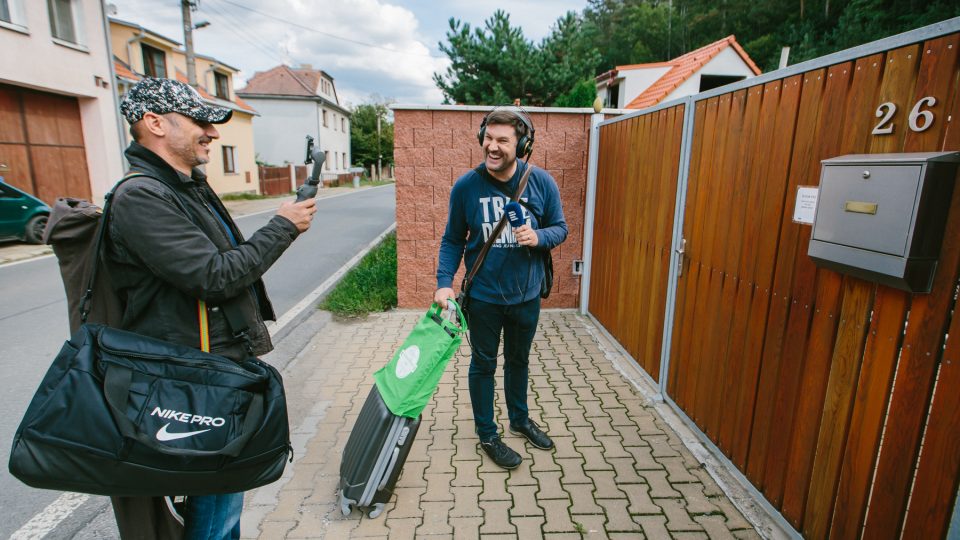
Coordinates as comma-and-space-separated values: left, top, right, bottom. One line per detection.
183, 493, 243, 540
464, 296, 541, 441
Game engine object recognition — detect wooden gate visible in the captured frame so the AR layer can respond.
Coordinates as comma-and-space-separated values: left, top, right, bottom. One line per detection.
0, 83, 91, 204
587, 20, 960, 538
589, 104, 685, 382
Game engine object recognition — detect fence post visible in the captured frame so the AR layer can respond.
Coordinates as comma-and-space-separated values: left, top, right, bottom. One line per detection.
657, 97, 696, 397
288, 164, 297, 193
579, 113, 603, 315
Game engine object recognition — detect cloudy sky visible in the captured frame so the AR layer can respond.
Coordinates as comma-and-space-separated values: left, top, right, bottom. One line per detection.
111, 0, 586, 108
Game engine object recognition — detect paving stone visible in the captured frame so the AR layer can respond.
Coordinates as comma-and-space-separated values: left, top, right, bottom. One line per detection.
585, 470, 626, 499
733, 528, 764, 539
567, 482, 602, 514
422, 472, 455, 502
479, 471, 511, 501
257, 520, 295, 538
570, 426, 602, 447
539, 400, 564, 418
543, 416, 573, 438
450, 486, 483, 518
529, 446, 562, 472
580, 445, 615, 471
690, 467, 724, 496
384, 517, 421, 540
657, 498, 704, 532
636, 515, 671, 540
608, 457, 645, 485
672, 533, 710, 540
352, 510, 393, 537
429, 449, 456, 472
286, 503, 338, 538
452, 459, 482, 487
572, 513, 608, 537
626, 445, 665, 470
418, 501, 455, 535
552, 435, 581, 459
544, 534, 582, 540
614, 424, 649, 447
710, 496, 754, 530
429, 428, 456, 451
660, 455, 699, 483
596, 435, 632, 458
453, 437, 482, 460
510, 484, 545, 517
536, 471, 567, 500
506, 466, 539, 487
512, 516, 546, 539
267, 488, 309, 522
451, 516, 484, 540
317, 517, 361, 539
598, 498, 643, 532
675, 483, 721, 515
540, 497, 575, 533
388, 486, 426, 519
638, 470, 681, 498
621, 483, 663, 515
695, 515, 739, 539
557, 393, 581, 411
399, 460, 429, 487
597, 392, 627, 412
556, 457, 592, 485
480, 500, 517, 535
586, 415, 618, 436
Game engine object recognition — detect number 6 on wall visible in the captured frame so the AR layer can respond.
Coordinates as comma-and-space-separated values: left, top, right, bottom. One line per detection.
908, 96, 936, 132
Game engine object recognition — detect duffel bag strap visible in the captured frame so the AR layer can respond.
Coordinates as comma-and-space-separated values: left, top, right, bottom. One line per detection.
102, 365, 264, 458
198, 300, 210, 352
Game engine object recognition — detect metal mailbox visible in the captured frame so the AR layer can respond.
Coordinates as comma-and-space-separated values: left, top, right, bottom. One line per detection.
808, 152, 959, 293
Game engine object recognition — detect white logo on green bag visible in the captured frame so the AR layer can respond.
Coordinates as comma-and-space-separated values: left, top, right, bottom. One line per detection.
396, 346, 420, 379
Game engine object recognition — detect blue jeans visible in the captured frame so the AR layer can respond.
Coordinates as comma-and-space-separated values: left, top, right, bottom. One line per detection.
464, 296, 541, 441
183, 493, 243, 540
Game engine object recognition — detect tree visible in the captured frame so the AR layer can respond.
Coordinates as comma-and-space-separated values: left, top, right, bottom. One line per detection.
350, 102, 394, 170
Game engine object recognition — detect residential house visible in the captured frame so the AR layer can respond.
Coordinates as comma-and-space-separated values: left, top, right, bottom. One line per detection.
0, 0, 125, 204
237, 65, 351, 178
109, 18, 260, 195
596, 35, 761, 110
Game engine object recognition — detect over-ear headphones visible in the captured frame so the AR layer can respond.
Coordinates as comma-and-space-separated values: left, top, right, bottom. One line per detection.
477, 107, 536, 159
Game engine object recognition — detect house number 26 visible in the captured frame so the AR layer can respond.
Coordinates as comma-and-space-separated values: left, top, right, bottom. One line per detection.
872, 97, 937, 135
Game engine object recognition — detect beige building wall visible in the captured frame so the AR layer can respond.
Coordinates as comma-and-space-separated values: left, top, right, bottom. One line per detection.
205, 112, 259, 195
1, 0, 125, 201
109, 22, 180, 75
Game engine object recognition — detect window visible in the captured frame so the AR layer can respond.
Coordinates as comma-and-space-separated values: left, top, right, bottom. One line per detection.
1, 0, 28, 31
214, 72, 230, 100
605, 83, 619, 109
699, 74, 746, 92
141, 43, 166, 78
324, 151, 330, 170
48, 0, 81, 44
335, 153, 340, 170
322, 110, 328, 127
341, 118, 346, 132
1, 1, 11, 23
222, 146, 237, 174
343, 152, 348, 169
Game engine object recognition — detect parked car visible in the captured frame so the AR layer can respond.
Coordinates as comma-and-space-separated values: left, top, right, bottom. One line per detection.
0, 176, 50, 244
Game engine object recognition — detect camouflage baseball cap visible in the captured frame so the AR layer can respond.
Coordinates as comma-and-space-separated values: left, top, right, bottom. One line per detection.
120, 77, 232, 125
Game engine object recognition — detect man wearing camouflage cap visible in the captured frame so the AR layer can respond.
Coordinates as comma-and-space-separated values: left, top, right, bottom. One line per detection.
107, 77, 316, 539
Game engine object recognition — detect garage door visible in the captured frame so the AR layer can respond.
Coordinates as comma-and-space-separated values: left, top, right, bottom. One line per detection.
0, 83, 91, 204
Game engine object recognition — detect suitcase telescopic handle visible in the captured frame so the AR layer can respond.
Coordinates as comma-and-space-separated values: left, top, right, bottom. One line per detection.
379, 448, 401, 491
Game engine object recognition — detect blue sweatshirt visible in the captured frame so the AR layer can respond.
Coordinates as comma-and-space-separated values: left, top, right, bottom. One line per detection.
437, 162, 568, 305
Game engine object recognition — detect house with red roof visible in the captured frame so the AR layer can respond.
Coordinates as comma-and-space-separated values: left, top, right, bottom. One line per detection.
109, 18, 262, 195
237, 65, 351, 177
596, 35, 761, 110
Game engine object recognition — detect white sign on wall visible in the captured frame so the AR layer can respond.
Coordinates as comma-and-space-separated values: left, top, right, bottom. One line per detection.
793, 186, 819, 225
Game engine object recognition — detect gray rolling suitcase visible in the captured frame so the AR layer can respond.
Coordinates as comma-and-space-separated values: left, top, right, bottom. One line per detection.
339, 385, 421, 518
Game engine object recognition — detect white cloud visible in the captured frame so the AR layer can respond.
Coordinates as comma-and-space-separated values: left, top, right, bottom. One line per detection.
110, 0, 584, 105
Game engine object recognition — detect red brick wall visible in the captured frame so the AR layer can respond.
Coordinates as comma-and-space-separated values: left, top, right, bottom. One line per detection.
393, 106, 591, 309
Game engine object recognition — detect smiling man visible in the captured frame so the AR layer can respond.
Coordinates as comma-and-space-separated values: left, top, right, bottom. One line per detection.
106, 78, 316, 539
434, 108, 567, 469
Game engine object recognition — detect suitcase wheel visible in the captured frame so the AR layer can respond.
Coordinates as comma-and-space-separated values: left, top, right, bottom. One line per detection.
339, 490, 355, 517
368, 503, 386, 519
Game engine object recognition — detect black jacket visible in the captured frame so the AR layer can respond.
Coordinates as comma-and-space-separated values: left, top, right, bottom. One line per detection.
106, 142, 299, 360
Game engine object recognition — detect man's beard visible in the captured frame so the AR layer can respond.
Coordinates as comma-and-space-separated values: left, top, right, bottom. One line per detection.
171, 138, 210, 168
484, 149, 515, 174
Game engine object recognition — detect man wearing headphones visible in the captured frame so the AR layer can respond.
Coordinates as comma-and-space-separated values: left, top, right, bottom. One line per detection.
434, 108, 568, 469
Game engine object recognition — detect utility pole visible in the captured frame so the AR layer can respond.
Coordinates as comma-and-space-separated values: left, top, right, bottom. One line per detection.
181, 0, 198, 87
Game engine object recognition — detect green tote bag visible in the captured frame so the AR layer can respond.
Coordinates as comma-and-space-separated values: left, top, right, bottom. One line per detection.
374, 300, 467, 418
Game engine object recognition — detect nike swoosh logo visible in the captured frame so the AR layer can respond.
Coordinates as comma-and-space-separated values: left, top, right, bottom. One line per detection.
156, 423, 211, 442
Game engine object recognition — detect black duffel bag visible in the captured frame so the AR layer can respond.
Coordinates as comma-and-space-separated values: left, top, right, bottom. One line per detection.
9, 323, 291, 496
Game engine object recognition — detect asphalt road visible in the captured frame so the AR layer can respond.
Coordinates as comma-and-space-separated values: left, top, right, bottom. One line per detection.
0, 185, 395, 539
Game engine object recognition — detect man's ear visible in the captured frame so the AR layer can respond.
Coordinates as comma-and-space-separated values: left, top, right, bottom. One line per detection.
141, 112, 166, 138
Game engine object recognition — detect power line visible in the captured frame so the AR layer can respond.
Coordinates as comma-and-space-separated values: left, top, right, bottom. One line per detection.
214, 0, 443, 59
201, 0, 289, 65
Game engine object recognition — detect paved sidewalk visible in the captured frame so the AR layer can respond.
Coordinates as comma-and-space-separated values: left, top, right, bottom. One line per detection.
242, 309, 762, 539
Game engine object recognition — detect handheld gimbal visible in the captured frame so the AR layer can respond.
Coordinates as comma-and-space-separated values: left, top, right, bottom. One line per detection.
296, 135, 326, 202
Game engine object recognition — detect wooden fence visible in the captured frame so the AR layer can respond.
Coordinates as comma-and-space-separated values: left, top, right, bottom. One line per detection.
587, 21, 960, 538
259, 165, 308, 196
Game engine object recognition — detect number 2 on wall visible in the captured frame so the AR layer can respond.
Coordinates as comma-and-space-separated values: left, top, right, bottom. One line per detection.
872, 97, 937, 135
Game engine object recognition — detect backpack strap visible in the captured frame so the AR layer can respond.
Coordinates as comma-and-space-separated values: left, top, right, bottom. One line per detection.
80, 173, 216, 353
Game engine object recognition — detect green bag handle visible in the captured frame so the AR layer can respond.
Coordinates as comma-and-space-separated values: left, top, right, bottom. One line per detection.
428, 298, 467, 337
